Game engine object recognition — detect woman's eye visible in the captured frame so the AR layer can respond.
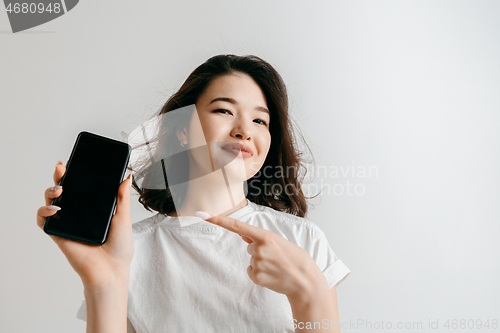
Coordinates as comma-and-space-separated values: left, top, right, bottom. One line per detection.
254, 119, 267, 126
214, 109, 232, 115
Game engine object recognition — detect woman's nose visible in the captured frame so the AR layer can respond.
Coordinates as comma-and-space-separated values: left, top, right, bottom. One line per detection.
231, 121, 252, 140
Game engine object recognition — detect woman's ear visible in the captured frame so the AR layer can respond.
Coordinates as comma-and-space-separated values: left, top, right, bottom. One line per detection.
176, 128, 188, 147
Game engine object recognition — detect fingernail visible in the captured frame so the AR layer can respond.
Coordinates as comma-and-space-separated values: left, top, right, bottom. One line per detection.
195, 211, 212, 220
127, 174, 132, 187
47, 205, 61, 211
50, 185, 62, 191
55, 161, 62, 168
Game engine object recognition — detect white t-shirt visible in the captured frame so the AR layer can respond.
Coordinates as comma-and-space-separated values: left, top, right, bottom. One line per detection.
76, 200, 350, 332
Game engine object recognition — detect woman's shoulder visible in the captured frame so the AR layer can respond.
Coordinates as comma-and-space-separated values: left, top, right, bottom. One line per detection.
131, 213, 165, 235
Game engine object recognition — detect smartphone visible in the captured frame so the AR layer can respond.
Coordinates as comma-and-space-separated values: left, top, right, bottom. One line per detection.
44, 131, 131, 245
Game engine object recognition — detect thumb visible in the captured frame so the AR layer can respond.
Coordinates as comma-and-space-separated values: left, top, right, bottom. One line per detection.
241, 235, 253, 244
114, 174, 131, 220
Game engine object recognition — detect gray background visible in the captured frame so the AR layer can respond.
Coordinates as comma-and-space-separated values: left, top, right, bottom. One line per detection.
1, 0, 499, 332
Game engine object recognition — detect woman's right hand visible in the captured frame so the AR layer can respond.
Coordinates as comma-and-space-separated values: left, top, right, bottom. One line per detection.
36, 161, 135, 289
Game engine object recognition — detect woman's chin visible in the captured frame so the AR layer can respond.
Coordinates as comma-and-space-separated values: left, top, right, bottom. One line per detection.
223, 167, 250, 182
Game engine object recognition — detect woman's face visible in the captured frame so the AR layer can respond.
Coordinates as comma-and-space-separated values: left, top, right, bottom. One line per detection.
184, 72, 271, 181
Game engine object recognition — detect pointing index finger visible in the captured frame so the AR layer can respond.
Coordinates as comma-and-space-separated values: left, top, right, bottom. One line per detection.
197, 212, 263, 240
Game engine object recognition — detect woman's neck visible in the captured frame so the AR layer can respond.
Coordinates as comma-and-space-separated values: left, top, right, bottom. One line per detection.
167, 169, 248, 217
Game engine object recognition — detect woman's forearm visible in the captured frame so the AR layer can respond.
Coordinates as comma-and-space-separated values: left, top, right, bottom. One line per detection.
84, 276, 130, 333
287, 276, 340, 333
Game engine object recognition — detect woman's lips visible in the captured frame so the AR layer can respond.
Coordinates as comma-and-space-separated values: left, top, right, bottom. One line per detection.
221, 143, 254, 158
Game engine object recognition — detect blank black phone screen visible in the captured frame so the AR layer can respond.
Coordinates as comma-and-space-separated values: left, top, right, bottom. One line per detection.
44, 132, 131, 245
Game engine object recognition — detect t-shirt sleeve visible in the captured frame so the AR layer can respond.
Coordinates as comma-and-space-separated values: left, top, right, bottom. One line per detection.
303, 226, 350, 289
76, 299, 137, 333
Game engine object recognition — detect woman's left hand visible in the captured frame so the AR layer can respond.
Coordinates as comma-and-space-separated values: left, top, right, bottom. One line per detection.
199, 212, 326, 299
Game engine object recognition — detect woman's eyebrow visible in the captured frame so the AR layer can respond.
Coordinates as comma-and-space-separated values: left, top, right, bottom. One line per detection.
209, 97, 270, 114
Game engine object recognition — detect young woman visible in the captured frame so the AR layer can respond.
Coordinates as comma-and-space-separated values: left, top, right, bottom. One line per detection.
37, 55, 350, 332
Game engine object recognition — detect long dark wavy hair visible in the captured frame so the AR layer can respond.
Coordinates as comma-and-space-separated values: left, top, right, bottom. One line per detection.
131, 54, 312, 217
